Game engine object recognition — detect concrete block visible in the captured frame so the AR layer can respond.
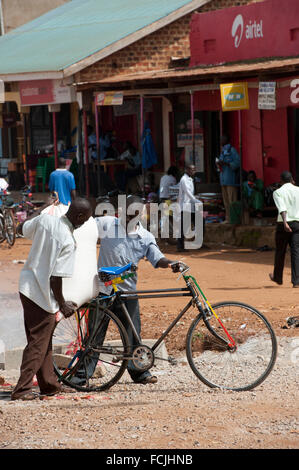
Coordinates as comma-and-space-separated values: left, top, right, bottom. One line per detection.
204, 223, 275, 249
4, 339, 168, 371
53, 353, 106, 377
4, 348, 23, 370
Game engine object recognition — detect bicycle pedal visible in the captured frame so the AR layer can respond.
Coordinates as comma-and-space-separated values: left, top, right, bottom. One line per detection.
168, 356, 178, 366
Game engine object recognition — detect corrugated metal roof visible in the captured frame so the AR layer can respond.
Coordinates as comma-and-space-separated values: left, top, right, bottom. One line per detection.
0, 0, 208, 77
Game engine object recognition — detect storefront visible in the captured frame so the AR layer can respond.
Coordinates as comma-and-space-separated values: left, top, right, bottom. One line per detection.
16, 79, 78, 189
189, 0, 299, 186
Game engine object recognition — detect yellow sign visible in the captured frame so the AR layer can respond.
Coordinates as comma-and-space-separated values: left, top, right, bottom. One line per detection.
96, 92, 123, 106
220, 82, 249, 111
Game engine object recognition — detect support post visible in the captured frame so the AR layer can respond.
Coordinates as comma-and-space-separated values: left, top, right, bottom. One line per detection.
238, 110, 244, 224
95, 95, 101, 196
140, 95, 145, 198
190, 91, 195, 166
52, 112, 58, 169
83, 109, 90, 198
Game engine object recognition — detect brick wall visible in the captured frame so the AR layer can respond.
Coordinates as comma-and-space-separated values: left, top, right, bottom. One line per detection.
75, 0, 264, 84
201, 0, 264, 12
76, 13, 192, 83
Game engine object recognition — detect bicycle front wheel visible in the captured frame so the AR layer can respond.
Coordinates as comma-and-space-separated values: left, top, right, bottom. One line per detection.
4, 209, 16, 246
53, 306, 130, 392
186, 302, 277, 392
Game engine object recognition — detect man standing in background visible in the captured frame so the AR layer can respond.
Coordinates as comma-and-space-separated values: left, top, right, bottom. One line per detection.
177, 164, 202, 252
216, 134, 240, 224
270, 171, 299, 288
49, 158, 76, 214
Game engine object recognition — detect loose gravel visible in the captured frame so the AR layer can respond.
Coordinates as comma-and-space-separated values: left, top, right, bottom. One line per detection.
0, 336, 298, 449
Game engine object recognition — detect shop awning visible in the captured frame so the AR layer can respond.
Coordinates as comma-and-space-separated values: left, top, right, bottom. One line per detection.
76, 55, 299, 91
0, 0, 211, 81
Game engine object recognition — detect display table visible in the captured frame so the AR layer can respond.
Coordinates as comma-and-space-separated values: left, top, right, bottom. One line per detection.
93, 159, 128, 182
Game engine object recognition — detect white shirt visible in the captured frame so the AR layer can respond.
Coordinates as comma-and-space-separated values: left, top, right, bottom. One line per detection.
273, 183, 299, 223
159, 174, 176, 199
19, 214, 76, 313
178, 173, 201, 212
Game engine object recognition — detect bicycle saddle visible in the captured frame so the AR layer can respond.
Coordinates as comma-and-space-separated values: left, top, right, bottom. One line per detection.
99, 263, 132, 276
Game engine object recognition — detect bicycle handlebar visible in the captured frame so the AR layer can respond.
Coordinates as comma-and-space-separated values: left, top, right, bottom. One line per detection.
170, 261, 190, 274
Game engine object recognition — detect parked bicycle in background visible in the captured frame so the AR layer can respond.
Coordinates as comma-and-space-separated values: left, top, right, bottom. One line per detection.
0, 190, 16, 246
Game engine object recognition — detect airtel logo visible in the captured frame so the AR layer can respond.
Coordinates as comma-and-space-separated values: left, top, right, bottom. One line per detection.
232, 14, 264, 48
231, 14, 244, 48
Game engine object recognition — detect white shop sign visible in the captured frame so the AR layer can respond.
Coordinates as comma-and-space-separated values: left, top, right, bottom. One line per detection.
258, 81, 276, 110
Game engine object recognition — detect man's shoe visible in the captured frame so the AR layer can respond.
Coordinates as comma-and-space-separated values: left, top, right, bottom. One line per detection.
269, 274, 282, 285
40, 385, 76, 397
293, 284, 299, 288
137, 376, 158, 385
11, 392, 39, 401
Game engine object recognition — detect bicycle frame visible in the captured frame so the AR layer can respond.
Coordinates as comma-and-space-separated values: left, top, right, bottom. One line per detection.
114, 272, 235, 354
118, 287, 194, 353
73, 268, 236, 364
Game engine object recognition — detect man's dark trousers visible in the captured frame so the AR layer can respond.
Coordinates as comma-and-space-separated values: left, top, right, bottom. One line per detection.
73, 295, 151, 384
273, 221, 299, 286
11, 294, 61, 399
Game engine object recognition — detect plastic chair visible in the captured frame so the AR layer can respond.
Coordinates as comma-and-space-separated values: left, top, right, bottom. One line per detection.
37, 158, 47, 167
35, 166, 47, 192
45, 156, 55, 181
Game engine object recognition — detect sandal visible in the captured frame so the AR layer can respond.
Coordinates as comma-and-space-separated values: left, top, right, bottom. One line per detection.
137, 376, 158, 385
11, 392, 39, 401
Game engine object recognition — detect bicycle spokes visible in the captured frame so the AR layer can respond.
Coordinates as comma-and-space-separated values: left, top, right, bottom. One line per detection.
185, 275, 236, 349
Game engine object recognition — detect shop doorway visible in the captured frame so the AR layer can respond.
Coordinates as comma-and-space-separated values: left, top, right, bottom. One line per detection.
261, 108, 289, 187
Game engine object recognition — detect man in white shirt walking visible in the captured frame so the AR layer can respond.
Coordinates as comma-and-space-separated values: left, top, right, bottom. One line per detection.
269, 171, 299, 288
177, 164, 202, 252
11, 198, 92, 401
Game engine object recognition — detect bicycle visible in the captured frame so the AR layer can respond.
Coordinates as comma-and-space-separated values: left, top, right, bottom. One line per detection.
13, 186, 38, 237
53, 262, 277, 393
0, 191, 16, 246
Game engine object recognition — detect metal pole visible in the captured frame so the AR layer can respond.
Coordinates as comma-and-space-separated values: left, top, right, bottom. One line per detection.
22, 113, 29, 184
52, 111, 58, 169
77, 108, 84, 196
95, 95, 101, 196
238, 110, 243, 223
190, 91, 195, 166
140, 95, 145, 198
0, 0, 5, 36
83, 109, 90, 198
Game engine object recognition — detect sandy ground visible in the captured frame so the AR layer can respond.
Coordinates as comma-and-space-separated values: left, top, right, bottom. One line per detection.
0, 237, 298, 451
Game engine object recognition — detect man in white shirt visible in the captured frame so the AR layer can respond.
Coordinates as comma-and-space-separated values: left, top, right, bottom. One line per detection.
269, 171, 299, 288
177, 164, 202, 252
159, 166, 178, 201
11, 198, 92, 401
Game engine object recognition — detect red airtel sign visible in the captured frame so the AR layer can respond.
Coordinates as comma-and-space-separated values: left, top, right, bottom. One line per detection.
190, 0, 299, 66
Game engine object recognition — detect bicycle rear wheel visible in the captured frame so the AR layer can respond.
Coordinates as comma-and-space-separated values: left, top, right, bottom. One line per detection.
53, 306, 130, 392
186, 302, 277, 391
4, 209, 16, 246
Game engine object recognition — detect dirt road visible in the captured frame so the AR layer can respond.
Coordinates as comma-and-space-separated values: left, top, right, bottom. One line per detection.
0, 238, 298, 450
